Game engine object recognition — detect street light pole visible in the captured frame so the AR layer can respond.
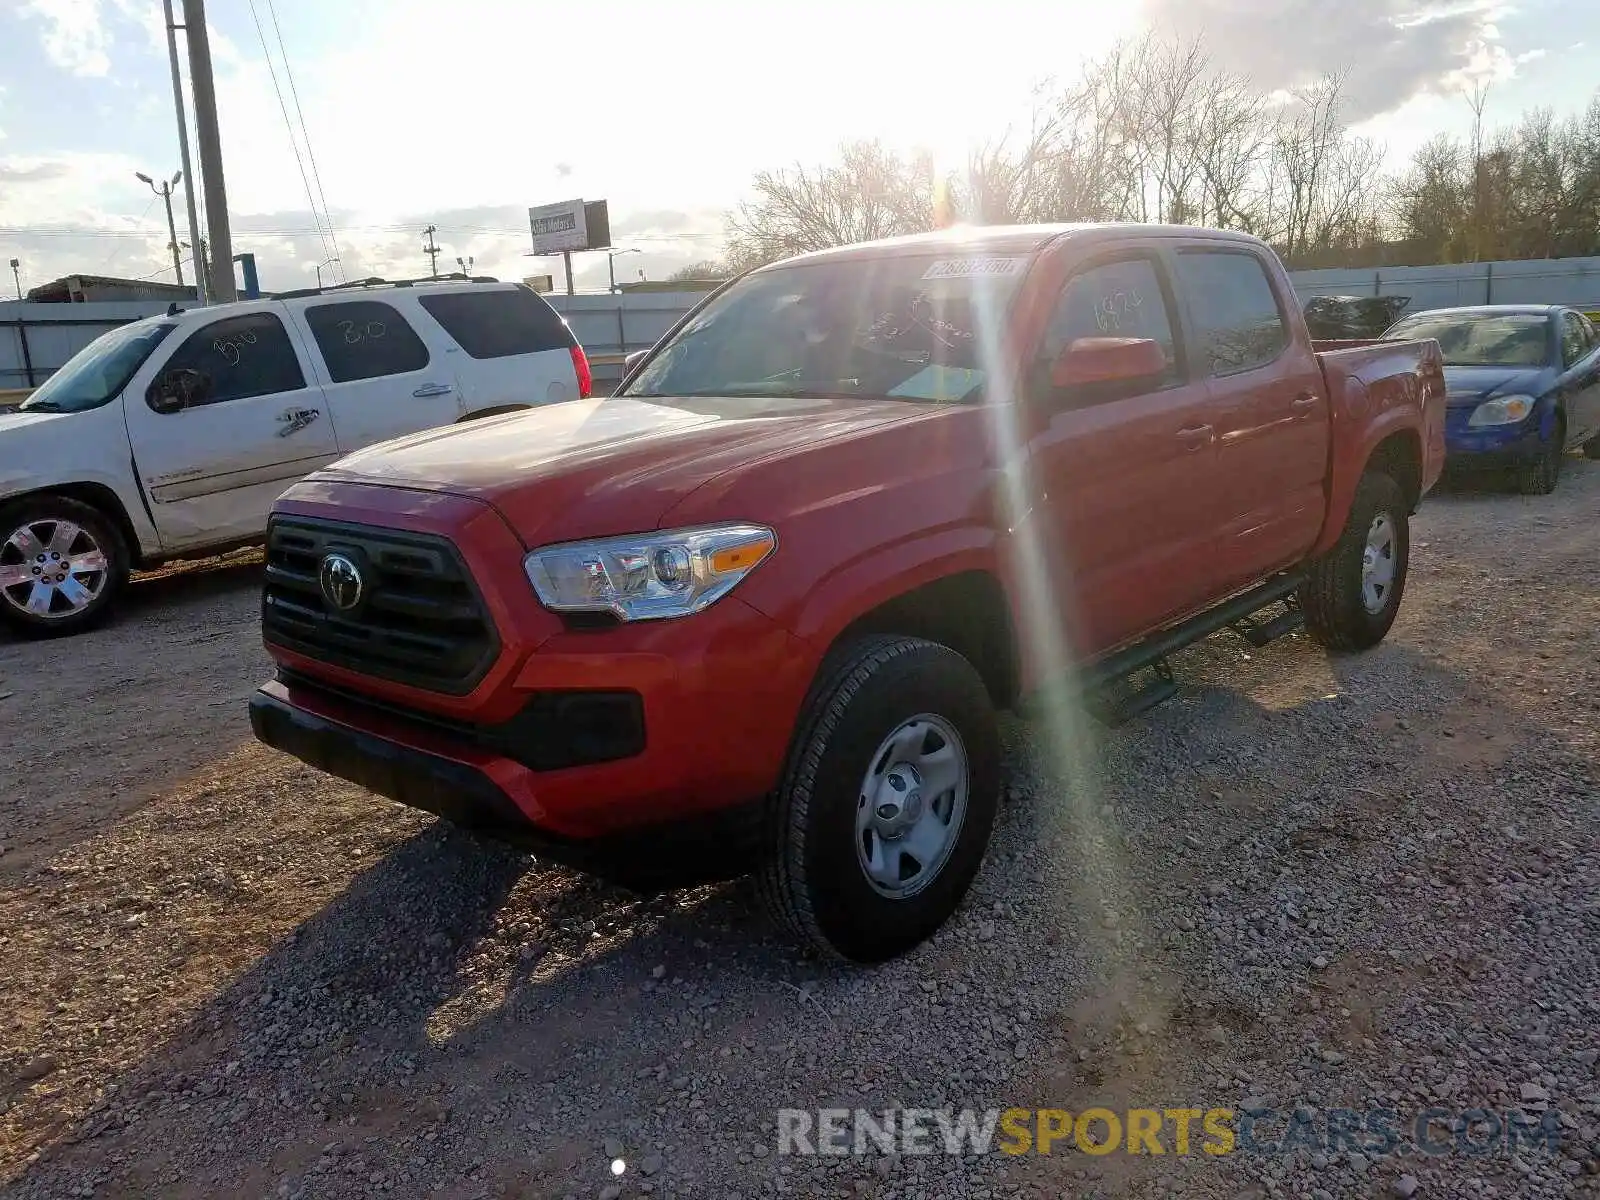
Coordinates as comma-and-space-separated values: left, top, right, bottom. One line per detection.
162, 0, 206, 304
138, 170, 187, 287
607, 248, 640, 294
315, 257, 341, 288
455, 255, 474, 277
7, 258, 20, 301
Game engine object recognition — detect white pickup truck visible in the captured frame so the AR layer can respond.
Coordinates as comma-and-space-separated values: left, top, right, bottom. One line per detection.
0, 277, 592, 637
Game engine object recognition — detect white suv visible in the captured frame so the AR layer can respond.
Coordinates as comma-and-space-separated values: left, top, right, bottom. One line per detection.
0, 276, 593, 637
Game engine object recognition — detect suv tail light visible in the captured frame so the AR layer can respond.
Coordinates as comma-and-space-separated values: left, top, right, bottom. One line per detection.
570, 345, 593, 399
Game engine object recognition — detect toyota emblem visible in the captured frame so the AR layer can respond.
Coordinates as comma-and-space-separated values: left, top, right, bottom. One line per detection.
318, 552, 365, 612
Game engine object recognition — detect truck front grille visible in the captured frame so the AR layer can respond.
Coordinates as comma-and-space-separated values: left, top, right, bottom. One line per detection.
262, 517, 498, 695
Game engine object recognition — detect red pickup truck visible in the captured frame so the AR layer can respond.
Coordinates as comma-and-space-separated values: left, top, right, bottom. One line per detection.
250, 224, 1446, 963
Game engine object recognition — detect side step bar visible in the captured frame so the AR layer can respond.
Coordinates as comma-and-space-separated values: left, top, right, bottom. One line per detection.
1020, 571, 1307, 724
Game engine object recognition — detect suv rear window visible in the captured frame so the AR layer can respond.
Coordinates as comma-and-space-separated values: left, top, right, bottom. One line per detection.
305, 300, 430, 382
417, 287, 574, 359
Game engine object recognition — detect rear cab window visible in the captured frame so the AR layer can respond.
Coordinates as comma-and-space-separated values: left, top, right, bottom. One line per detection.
417, 287, 575, 359
304, 300, 431, 383
1175, 250, 1290, 376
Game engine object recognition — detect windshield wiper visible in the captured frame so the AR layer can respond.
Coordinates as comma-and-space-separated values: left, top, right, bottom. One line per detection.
18, 399, 64, 412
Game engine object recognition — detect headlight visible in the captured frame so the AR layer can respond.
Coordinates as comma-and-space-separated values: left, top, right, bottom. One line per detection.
524, 523, 776, 622
1467, 394, 1535, 426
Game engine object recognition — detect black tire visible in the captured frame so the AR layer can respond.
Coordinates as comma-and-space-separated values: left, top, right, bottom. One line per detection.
0, 495, 130, 639
758, 635, 1001, 963
1297, 471, 1409, 653
1515, 420, 1564, 495
1583, 433, 1600, 461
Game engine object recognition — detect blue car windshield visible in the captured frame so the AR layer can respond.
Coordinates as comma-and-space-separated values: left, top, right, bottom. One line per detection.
1384, 313, 1548, 368
622, 255, 1027, 405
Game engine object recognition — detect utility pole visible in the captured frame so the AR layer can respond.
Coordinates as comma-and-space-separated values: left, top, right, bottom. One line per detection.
162, 0, 206, 304
422, 225, 441, 278
138, 171, 187, 287
181, 0, 234, 301
8, 258, 20, 300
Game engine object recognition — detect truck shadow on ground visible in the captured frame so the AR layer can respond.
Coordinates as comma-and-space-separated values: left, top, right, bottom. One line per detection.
12, 622, 1589, 1196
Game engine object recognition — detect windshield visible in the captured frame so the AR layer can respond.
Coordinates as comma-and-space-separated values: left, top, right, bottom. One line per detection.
622, 254, 1028, 405
19, 321, 177, 414
1383, 313, 1550, 368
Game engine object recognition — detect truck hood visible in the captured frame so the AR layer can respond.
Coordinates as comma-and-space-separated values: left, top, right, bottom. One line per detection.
312, 394, 926, 547
0, 409, 71, 436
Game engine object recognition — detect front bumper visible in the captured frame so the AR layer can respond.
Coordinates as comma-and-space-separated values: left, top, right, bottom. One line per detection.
254, 591, 819, 843
1444, 412, 1546, 469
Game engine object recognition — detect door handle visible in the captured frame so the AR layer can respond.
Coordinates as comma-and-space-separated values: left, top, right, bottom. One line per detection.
412, 383, 454, 398
1291, 392, 1319, 408
1176, 424, 1213, 450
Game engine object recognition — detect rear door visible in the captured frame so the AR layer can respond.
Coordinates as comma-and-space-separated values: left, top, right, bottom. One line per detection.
123, 306, 336, 550
1557, 310, 1600, 447
291, 295, 463, 452
414, 285, 581, 414
1026, 246, 1226, 656
1172, 244, 1329, 592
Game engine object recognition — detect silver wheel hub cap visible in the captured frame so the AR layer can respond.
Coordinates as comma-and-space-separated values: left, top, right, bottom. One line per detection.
0, 518, 109, 620
856, 715, 969, 900
1360, 512, 1396, 615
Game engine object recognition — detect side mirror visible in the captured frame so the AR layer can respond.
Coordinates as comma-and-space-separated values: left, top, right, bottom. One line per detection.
624, 350, 648, 373
1050, 337, 1168, 391
148, 367, 210, 414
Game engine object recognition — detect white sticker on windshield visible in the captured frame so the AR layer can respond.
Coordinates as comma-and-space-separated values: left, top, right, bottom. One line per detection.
922, 257, 1026, 280
888, 365, 987, 403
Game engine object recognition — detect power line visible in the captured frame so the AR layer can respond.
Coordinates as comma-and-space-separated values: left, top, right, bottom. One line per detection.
266, 0, 342, 283
246, 0, 337, 275
0, 223, 723, 245
96, 195, 160, 272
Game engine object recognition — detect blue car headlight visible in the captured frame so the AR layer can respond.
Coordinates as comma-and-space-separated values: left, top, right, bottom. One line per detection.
1467, 394, 1535, 427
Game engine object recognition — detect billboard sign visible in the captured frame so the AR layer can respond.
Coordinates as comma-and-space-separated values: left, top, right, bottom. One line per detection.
529, 199, 590, 254
522, 274, 555, 293
528, 198, 612, 255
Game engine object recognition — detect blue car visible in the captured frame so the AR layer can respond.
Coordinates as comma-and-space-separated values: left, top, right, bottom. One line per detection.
1381, 304, 1600, 494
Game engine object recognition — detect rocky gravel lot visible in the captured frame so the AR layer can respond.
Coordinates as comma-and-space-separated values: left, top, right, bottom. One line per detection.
1, 465, 1597, 1200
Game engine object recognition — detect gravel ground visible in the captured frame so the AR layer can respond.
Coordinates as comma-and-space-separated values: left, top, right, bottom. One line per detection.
1, 464, 1596, 1200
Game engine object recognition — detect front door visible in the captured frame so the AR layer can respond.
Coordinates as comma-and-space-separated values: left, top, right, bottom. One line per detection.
1172, 244, 1329, 593
291, 295, 463, 451
1558, 310, 1600, 447
124, 308, 336, 551
1025, 249, 1225, 657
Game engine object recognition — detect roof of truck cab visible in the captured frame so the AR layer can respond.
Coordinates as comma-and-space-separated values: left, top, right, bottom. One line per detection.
760, 223, 1270, 269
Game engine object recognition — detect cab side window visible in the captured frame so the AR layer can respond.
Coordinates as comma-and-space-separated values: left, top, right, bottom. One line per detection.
160, 312, 307, 406
1560, 312, 1589, 368
1175, 250, 1289, 376
1037, 256, 1181, 399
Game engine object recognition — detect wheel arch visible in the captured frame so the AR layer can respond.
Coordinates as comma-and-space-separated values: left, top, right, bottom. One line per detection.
1, 481, 143, 566
820, 569, 1021, 709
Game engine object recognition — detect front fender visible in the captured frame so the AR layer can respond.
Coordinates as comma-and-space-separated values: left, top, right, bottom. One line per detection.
0, 465, 163, 559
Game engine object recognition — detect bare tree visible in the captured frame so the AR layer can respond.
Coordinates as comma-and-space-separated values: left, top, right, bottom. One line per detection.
724, 141, 936, 270
665, 260, 734, 282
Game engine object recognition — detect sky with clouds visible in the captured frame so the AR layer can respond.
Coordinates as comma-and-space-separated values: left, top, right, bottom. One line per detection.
0, 0, 1593, 296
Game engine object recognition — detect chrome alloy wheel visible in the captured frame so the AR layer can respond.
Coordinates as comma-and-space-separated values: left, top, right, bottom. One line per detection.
855, 714, 970, 899
0, 517, 111, 621
1360, 512, 1397, 615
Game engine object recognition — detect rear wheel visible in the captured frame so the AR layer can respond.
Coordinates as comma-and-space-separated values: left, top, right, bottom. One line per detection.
1298, 471, 1409, 653
1516, 419, 1564, 495
758, 636, 1001, 963
0, 496, 129, 638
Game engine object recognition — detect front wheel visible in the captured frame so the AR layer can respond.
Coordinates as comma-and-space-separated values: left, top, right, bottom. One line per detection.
759, 636, 1001, 963
1516, 421, 1564, 495
0, 496, 130, 638
1298, 471, 1410, 653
